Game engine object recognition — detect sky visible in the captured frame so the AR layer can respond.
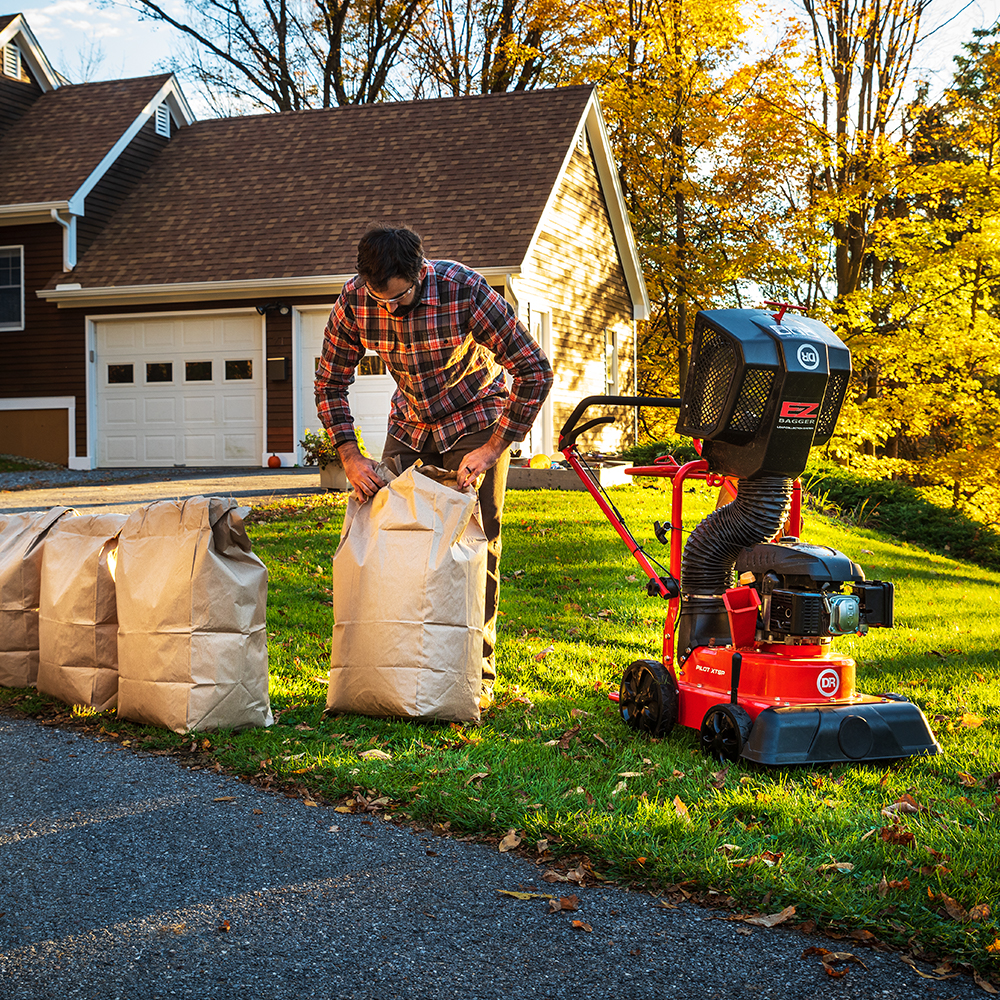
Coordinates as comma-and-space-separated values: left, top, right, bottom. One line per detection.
10, 0, 1000, 118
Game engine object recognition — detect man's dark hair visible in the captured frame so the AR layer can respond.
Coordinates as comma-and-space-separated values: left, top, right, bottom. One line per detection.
356, 225, 423, 290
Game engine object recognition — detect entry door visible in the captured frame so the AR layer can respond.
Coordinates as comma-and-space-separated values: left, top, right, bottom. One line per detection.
296, 308, 395, 461
95, 313, 263, 467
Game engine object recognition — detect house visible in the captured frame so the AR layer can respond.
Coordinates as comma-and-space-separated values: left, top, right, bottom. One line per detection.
1, 13, 649, 469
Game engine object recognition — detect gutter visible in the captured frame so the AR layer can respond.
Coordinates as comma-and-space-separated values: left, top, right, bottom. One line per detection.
49, 209, 77, 271
40, 266, 522, 308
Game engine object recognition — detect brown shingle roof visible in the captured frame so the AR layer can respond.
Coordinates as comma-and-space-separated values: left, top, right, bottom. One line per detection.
62, 85, 594, 287
0, 73, 172, 204
0, 14, 18, 31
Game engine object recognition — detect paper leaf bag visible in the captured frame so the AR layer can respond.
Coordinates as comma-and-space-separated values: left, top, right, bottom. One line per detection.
327, 464, 487, 723
37, 512, 128, 711
0, 507, 76, 688
116, 496, 272, 733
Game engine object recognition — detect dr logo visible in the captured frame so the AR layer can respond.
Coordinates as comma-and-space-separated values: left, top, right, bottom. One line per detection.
797, 344, 821, 370
817, 668, 840, 697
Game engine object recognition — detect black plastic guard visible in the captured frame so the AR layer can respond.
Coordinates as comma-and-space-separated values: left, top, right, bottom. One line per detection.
742, 701, 940, 766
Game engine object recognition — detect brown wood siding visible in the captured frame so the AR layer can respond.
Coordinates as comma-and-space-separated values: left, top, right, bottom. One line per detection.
78, 118, 170, 257
45, 293, 333, 462
0, 408, 69, 464
522, 139, 635, 451
0, 222, 87, 459
265, 309, 293, 452
0, 74, 42, 140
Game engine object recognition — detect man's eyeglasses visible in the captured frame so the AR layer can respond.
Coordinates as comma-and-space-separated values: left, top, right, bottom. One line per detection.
366, 283, 414, 309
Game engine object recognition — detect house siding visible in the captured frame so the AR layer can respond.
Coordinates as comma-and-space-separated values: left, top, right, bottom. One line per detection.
78, 117, 171, 257
0, 74, 42, 141
520, 138, 634, 452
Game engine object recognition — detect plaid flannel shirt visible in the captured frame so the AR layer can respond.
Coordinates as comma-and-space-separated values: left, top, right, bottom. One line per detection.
315, 259, 553, 452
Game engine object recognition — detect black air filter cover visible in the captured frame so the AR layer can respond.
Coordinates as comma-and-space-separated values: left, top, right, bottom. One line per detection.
677, 309, 851, 478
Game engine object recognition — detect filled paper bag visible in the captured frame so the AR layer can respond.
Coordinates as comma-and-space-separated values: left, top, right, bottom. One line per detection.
116, 496, 272, 733
37, 512, 127, 711
327, 463, 487, 723
0, 507, 76, 687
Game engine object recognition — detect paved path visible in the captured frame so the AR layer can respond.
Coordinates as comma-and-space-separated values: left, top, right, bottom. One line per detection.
0, 715, 983, 999
0, 468, 329, 515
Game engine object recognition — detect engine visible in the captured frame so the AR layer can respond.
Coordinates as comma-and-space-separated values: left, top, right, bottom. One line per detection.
736, 538, 894, 642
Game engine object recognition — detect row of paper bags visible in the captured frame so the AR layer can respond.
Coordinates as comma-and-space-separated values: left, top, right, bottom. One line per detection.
0, 497, 272, 733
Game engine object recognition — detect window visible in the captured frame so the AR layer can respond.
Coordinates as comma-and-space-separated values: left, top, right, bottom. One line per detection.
605, 329, 618, 394
146, 362, 173, 382
108, 364, 134, 384
154, 104, 171, 138
0, 246, 24, 331
225, 360, 253, 380
185, 360, 213, 381
3, 43, 20, 80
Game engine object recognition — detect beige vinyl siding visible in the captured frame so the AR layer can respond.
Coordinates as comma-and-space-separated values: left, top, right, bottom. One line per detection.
521, 137, 635, 452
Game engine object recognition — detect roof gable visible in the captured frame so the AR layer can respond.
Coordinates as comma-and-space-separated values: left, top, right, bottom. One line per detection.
0, 13, 61, 91
0, 74, 191, 209
56, 87, 599, 290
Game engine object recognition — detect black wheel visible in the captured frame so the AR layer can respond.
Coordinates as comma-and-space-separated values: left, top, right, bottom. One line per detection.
619, 659, 679, 737
700, 704, 753, 762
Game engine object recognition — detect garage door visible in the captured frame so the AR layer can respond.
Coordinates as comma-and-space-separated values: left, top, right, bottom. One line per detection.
297, 308, 394, 461
95, 313, 264, 467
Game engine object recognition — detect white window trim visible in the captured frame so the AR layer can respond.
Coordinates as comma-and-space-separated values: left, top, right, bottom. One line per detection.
0, 245, 25, 332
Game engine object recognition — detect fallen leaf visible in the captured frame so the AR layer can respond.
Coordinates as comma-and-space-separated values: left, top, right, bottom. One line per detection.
958, 772, 980, 788
612, 780, 628, 796
734, 926, 752, 936
464, 772, 490, 787
817, 861, 854, 873
571, 920, 593, 932
970, 904, 991, 921
879, 824, 915, 847
710, 768, 728, 789
499, 829, 522, 853
673, 795, 692, 825
213, 797, 236, 802
534, 644, 555, 662
933, 891, 969, 922
218, 920, 230, 933
359, 748, 392, 761
974, 972, 999, 994
497, 890, 555, 901
558, 724, 581, 750
901, 955, 962, 981
548, 895, 580, 913
849, 929, 876, 942
716, 844, 741, 857
740, 905, 796, 928
760, 850, 784, 867
824, 966, 848, 979
570, 708, 590, 719
987, 938, 1000, 954
960, 713, 985, 729
542, 869, 571, 883
617, 771, 643, 778
536, 839, 549, 854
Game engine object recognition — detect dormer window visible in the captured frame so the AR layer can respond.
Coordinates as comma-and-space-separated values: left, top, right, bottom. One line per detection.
3, 42, 21, 80
155, 104, 171, 138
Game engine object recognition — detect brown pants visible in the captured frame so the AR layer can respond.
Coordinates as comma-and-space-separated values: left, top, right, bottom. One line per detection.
381, 426, 510, 690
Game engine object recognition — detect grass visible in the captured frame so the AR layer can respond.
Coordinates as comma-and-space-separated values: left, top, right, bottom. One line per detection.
3, 480, 1000, 980
0, 454, 62, 473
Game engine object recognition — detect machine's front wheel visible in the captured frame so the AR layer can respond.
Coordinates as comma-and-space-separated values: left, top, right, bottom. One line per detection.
700, 704, 753, 762
619, 660, 679, 737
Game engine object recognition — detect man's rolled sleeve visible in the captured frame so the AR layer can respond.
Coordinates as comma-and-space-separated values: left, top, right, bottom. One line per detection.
468, 280, 553, 442
314, 295, 364, 447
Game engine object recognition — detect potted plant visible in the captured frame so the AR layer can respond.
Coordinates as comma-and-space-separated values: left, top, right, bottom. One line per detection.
300, 427, 369, 491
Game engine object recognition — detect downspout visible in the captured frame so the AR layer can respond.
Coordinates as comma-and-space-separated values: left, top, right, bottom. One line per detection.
50, 209, 77, 271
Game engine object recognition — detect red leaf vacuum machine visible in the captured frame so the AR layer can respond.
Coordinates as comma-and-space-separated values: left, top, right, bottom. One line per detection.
558, 306, 940, 766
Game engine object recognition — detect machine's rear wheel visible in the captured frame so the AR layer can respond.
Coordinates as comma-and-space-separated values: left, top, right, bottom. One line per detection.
700, 704, 753, 762
619, 660, 679, 737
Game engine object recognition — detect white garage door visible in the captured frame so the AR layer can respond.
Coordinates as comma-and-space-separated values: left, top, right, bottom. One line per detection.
297, 308, 394, 461
95, 313, 264, 467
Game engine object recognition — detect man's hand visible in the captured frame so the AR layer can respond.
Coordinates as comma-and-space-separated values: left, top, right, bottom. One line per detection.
338, 440, 386, 502
457, 432, 510, 489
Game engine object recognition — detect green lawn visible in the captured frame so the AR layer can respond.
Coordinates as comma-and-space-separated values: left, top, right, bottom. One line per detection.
3, 480, 1000, 979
